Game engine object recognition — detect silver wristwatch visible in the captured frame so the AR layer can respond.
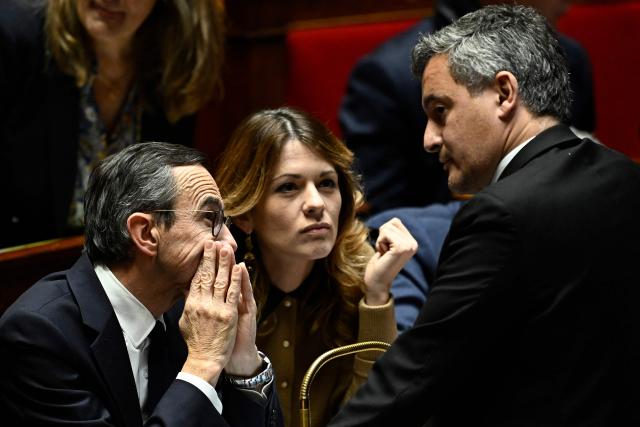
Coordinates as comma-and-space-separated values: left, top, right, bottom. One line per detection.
226, 351, 273, 401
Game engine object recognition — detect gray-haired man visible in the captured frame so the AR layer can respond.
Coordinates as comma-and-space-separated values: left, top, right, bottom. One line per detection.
329, 5, 640, 426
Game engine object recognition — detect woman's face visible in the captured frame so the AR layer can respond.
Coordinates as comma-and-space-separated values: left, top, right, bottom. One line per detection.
251, 139, 342, 268
77, 0, 158, 50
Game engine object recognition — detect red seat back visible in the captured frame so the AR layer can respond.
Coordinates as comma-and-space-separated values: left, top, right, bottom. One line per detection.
558, 2, 640, 160
285, 19, 419, 137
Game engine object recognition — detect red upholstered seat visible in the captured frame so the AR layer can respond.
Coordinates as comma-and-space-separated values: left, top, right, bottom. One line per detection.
557, 2, 639, 160
285, 19, 419, 137
285, 3, 640, 161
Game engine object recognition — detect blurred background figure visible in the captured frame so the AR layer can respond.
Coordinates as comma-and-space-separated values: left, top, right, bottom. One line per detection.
0, 0, 225, 248
216, 107, 417, 427
340, 0, 595, 216
366, 200, 462, 332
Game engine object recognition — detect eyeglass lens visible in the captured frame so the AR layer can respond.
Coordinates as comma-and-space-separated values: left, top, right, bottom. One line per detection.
213, 212, 231, 238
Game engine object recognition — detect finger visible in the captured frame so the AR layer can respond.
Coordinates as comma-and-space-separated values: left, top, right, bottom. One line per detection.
389, 218, 418, 254
238, 263, 255, 313
213, 244, 233, 301
392, 219, 414, 241
191, 240, 215, 296
379, 217, 401, 231
375, 223, 396, 254
213, 241, 222, 278
226, 264, 242, 305
378, 217, 405, 236
380, 217, 410, 239
377, 218, 416, 254
375, 236, 390, 255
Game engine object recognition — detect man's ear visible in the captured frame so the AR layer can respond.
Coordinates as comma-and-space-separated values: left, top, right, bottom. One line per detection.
231, 212, 254, 235
127, 213, 158, 257
495, 71, 518, 120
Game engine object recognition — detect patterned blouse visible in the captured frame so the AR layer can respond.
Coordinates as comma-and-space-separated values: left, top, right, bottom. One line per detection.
67, 78, 141, 228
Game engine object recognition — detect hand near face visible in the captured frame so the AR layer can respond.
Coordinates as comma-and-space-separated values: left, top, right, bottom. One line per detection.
364, 218, 418, 305
179, 240, 241, 386
224, 263, 263, 377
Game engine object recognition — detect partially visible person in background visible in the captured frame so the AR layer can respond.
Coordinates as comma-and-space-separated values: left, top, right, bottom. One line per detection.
366, 200, 462, 332
340, 0, 595, 216
216, 107, 417, 427
0, 0, 225, 248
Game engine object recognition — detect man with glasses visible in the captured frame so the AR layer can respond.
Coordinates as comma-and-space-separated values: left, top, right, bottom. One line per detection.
0, 142, 283, 427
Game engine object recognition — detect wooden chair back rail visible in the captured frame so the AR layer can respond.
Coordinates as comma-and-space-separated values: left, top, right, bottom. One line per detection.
0, 236, 84, 314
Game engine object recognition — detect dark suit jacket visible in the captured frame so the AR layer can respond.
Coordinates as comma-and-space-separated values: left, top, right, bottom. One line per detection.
0, 254, 283, 427
328, 125, 640, 426
339, 17, 450, 215
0, 1, 195, 248
339, 1, 596, 215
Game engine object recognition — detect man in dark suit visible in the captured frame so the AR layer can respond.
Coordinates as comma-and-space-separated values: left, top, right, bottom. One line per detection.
329, 5, 640, 426
0, 143, 283, 426
340, 0, 596, 216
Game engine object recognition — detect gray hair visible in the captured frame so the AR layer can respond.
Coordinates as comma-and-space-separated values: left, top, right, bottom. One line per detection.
84, 142, 208, 265
412, 4, 571, 122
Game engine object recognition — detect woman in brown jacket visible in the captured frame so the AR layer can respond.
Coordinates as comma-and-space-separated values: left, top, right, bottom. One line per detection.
216, 107, 417, 427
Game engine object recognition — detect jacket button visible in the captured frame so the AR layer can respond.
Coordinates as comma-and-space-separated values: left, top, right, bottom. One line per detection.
282, 340, 290, 348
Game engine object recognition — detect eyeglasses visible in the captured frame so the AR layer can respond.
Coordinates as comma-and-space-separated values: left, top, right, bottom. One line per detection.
152, 210, 231, 239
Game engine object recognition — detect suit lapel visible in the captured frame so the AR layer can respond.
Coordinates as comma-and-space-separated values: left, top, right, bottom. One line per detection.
67, 255, 142, 427
499, 124, 580, 181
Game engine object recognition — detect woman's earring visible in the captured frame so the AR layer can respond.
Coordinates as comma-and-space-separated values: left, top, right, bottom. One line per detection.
244, 233, 255, 274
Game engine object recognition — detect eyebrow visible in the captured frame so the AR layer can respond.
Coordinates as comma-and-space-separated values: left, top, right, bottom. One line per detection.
272, 170, 338, 181
198, 196, 222, 211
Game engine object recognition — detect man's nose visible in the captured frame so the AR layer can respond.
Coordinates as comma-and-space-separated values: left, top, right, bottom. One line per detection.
424, 120, 442, 154
216, 224, 238, 252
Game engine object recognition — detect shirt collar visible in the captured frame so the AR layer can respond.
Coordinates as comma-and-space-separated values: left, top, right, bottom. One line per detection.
94, 264, 164, 349
491, 135, 536, 184
260, 264, 318, 323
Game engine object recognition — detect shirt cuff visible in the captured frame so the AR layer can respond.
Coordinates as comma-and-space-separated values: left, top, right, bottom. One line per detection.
177, 372, 223, 414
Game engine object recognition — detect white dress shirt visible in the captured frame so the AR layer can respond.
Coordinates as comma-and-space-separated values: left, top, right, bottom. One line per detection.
491, 135, 535, 184
491, 126, 592, 184
94, 264, 223, 415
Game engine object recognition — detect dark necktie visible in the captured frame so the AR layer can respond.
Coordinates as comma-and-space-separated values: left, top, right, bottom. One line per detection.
145, 320, 171, 414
